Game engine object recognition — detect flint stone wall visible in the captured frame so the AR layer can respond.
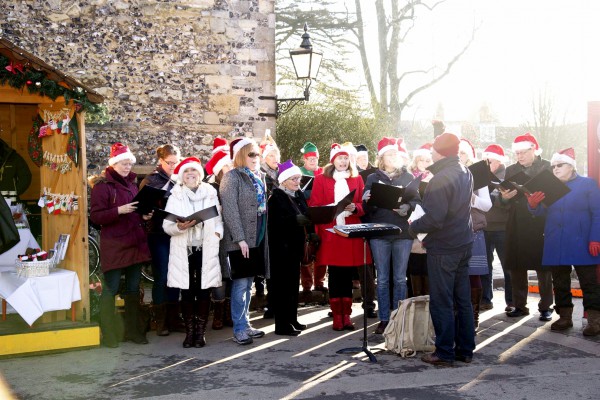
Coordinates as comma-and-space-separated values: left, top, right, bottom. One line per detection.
0, 0, 276, 167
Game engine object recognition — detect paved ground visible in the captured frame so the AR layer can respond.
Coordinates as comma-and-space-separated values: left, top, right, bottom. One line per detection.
1, 287, 599, 400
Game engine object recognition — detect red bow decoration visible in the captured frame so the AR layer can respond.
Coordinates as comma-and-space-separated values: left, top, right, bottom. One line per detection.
5, 61, 24, 74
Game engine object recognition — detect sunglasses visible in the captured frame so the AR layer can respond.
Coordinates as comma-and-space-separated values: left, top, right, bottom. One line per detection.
247, 152, 260, 158
552, 163, 566, 169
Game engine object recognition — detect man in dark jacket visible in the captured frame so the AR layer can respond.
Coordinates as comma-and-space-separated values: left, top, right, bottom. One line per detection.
409, 132, 474, 367
499, 133, 553, 321
481, 144, 512, 311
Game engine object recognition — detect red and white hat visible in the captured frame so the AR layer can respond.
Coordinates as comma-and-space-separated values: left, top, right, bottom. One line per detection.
260, 142, 279, 159
377, 137, 398, 156
413, 143, 432, 159
459, 138, 476, 160
212, 137, 229, 154
330, 143, 349, 163
550, 147, 576, 167
482, 144, 507, 163
512, 132, 542, 155
397, 138, 409, 160
173, 157, 204, 183
108, 142, 136, 166
230, 137, 255, 160
205, 150, 232, 176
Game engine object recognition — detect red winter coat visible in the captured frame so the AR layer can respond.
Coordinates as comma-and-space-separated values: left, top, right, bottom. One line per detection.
90, 168, 150, 273
308, 173, 371, 267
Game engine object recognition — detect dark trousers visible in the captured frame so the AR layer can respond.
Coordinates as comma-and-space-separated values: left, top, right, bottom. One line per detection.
427, 249, 475, 362
483, 230, 512, 305
148, 232, 180, 304
180, 249, 210, 303
510, 268, 553, 312
329, 266, 355, 298
103, 263, 142, 297
271, 259, 301, 328
552, 265, 600, 312
356, 264, 376, 311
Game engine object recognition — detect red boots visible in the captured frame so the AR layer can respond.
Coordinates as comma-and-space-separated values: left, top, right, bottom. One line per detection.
330, 297, 355, 331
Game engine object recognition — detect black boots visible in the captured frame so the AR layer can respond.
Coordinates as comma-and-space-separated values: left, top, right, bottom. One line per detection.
471, 287, 482, 330
153, 303, 169, 336
194, 300, 211, 348
181, 301, 195, 348
166, 302, 186, 333
123, 293, 149, 344
99, 293, 122, 348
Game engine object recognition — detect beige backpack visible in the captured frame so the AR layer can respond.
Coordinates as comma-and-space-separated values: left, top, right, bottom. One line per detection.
383, 295, 436, 357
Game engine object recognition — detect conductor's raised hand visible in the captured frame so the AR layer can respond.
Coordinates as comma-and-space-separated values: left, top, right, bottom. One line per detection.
118, 201, 138, 215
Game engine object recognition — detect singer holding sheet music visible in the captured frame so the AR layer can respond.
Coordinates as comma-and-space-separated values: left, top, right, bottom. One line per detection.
526, 148, 600, 336
162, 157, 224, 349
309, 143, 371, 331
90, 143, 152, 348
220, 137, 269, 345
363, 137, 419, 335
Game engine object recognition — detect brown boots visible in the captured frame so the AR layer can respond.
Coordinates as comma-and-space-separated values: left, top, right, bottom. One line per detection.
212, 299, 225, 330
181, 300, 211, 348
583, 309, 600, 336
153, 303, 169, 336
550, 307, 573, 331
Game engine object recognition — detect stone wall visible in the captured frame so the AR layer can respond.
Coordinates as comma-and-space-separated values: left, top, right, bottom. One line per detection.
0, 0, 276, 167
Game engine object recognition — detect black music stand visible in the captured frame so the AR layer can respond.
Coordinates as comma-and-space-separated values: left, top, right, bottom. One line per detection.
336, 237, 378, 362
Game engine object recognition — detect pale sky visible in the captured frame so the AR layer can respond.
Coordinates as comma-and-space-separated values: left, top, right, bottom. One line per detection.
353, 0, 600, 125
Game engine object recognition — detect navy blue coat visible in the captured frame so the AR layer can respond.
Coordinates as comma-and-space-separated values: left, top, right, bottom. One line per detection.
410, 156, 473, 255
363, 168, 419, 240
530, 174, 600, 267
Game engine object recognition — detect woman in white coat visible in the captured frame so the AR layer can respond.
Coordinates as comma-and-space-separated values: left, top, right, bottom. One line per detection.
163, 157, 223, 348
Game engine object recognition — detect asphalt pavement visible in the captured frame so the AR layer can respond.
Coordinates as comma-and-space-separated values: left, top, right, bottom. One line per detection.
1, 286, 599, 400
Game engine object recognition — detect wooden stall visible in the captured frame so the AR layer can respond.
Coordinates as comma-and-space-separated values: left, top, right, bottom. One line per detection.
0, 38, 103, 356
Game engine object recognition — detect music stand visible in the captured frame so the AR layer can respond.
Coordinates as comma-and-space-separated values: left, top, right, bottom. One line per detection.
336, 237, 379, 362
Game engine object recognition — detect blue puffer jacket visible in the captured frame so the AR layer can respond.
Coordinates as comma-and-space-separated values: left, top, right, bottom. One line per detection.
410, 156, 474, 255
363, 168, 419, 240
529, 174, 600, 266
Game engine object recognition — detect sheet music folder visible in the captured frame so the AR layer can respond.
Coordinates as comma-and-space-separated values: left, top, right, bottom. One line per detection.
308, 189, 356, 224
132, 185, 167, 214
468, 160, 492, 190
491, 169, 570, 207
154, 205, 219, 224
368, 182, 404, 210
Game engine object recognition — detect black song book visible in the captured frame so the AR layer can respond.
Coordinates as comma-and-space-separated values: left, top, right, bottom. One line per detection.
308, 189, 356, 224
154, 205, 219, 224
132, 185, 167, 215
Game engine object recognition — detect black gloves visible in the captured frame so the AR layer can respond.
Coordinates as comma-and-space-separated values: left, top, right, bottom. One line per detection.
296, 214, 312, 226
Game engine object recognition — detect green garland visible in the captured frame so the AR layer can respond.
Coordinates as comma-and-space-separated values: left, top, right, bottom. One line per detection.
0, 54, 103, 116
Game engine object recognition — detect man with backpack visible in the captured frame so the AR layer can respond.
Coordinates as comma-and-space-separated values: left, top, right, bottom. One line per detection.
409, 132, 475, 367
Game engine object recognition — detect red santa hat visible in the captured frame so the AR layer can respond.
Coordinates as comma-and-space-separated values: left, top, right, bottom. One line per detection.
512, 132, 542, 155
205, 150, 232, 176
259, 142, 279, 159
212, 137, 229, 154
459, 138, 476, 160
397, 138, 409, 160
230, 137, 255, 160
377, 137, 398, 156
432, 132, 460, 157
550, 147, 576, 167
329, 143, 349, 164
108, 142, 136, 166
482, 144, 507, 163
413, 143, 432, 159
173, 157, 204, 183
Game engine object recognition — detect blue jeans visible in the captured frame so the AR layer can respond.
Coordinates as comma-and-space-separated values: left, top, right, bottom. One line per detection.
103, 263, 142, 297
148, 233, 180, 304
231, 277, 254, 334
483, 230, 512, 305
427, 249, 475, 362
370, 237, 413, 321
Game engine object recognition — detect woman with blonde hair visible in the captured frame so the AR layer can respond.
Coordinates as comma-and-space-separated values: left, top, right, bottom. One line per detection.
220, 137, 269, 345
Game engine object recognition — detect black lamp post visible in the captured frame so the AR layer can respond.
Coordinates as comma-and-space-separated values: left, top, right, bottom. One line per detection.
258, 23, 323, 118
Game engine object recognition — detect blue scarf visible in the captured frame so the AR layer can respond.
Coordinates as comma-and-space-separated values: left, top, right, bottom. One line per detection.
242, 167, 266, 215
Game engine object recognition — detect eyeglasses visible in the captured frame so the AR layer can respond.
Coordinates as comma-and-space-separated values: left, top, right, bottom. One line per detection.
162, 160, 178, 166
288, 177, 301, 182
247, 152, 260, 158
552, 163, 566, 169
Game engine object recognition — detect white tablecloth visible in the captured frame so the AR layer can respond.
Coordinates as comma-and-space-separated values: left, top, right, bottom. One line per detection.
0, 228, 40, 271
0, 268, 81, 325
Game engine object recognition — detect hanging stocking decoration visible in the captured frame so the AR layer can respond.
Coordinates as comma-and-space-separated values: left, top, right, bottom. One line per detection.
66, 116, 79, 166
28, 115, 44, 167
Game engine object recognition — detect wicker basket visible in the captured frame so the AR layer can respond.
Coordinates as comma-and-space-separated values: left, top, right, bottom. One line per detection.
15, 256, 56, 278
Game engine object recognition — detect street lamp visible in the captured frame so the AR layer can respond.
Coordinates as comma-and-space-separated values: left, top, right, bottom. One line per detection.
258, 23, 323, 118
